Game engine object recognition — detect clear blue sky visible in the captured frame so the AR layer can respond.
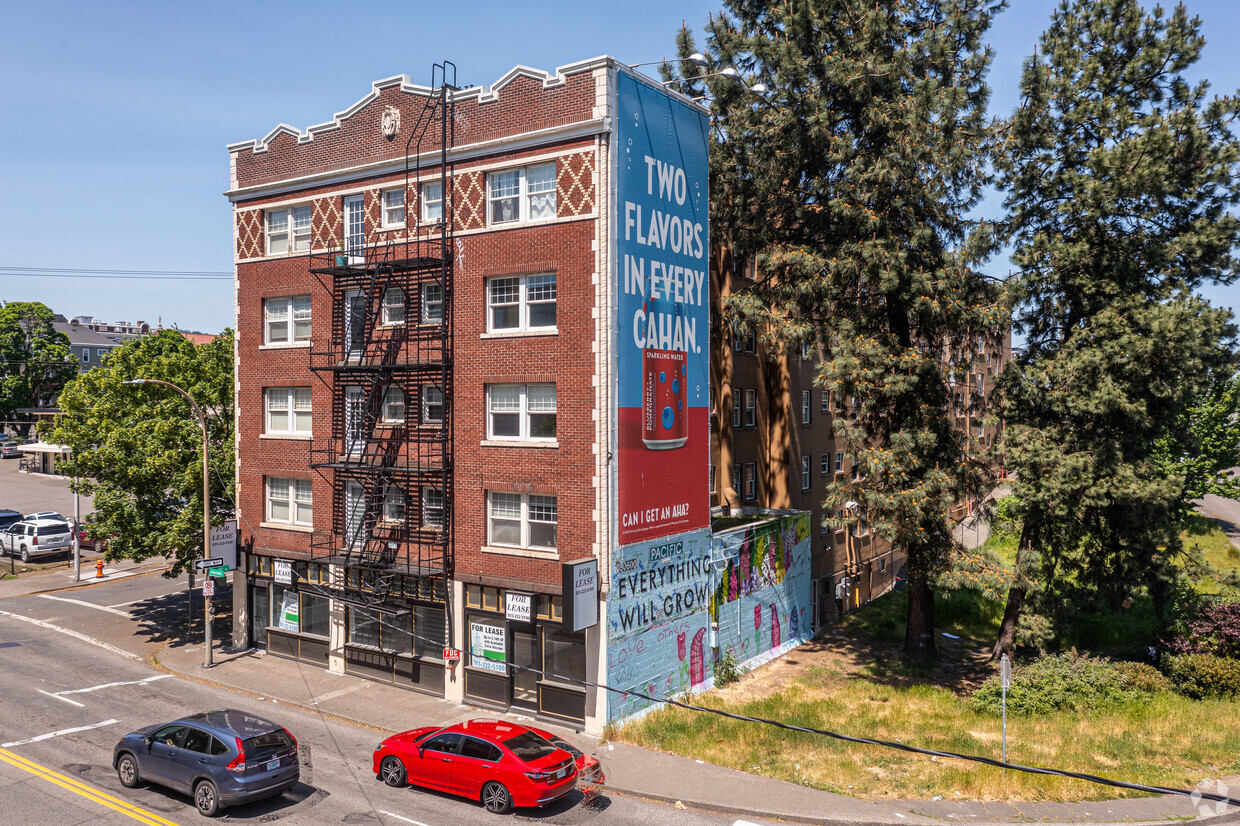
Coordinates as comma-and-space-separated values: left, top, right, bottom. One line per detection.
2, 0, 1236, 333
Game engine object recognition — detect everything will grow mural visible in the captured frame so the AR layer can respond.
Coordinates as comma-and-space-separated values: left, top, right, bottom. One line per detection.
606, 512, 812, 723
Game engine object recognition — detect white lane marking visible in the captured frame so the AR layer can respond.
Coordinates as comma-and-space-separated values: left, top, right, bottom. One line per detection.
380, 813, 432, 826
2, 719, 120, 748
311, 683, 367, 704
57, 675, 171, 697
39, 594, 131, 617
0, 609, 140, 661
37, 689, 85, 708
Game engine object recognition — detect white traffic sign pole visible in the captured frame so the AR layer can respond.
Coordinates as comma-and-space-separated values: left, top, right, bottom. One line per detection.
1000, 653, 1011, 764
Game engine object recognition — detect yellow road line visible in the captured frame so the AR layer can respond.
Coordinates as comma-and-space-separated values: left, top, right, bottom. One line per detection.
0, 747, 182, 826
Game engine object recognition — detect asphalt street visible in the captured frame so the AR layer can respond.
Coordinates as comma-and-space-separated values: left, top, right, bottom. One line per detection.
0, 571, 785, 826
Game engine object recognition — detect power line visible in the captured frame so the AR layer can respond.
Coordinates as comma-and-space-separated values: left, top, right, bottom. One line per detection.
0, 266, 232, 281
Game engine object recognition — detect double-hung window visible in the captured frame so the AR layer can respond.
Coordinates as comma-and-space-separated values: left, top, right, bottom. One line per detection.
266, 205, 311, 254
382, 288, 405, 325
422, 487, 444, 529
821, 390, 830, 413
487, 273, 556, 332
801, 391, 811, 425
381, 387, 405, 424
744, 389, 756, 427
835, 452, 843, 472
81, 349, 90, 364
821, 454, 830, 476
743, 463, 756, 501
421, 282, 443, 323
422, 385, 444, 424
801, 456, 811, 491
732, 394, 741, 428
487, 492, 557, 549
264, 295, 311, 344
266, 387, 312, 435
488, 163, 556, 225
487, 384, 555, 440
382, 189, 405, 227
383, 484, 405, 522
421, 181, 443, 223
266, 477, 312, 526
731, 463, 741, 494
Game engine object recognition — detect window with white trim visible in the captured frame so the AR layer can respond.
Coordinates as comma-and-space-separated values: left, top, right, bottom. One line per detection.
731, 463, 741, 494
382, 288, 405, 325
743, 463, 756, 501
744, 329, 756, 354
81, 349, 90, 364
267, 477, 312, 526
266, 205, 311, 254
801, 455, 811, 491
422, 385, 444, 424
801, 390, 811, 425
487, 491, 557, 549
821, 454, 830, 476
732, 322, 742, 352
821, 390, 830, 413
382, 189, 405, 227
381, 387, 405, 424
421, 181, 443, 223
266, 387, 312, 435
421, 282, 443, 323
264, 295, 311, 344
487, 273, 556, 332
488, 163, 556, 225
422, 487, 444, 529
744, 389, 756, 427
383, 484, 405, 522
835, 452, 843, 472
487, 384, 555, 440
732, 394, 741, 428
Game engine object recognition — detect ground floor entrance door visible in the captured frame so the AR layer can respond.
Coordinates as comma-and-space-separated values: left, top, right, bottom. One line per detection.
510, 628, 539, 712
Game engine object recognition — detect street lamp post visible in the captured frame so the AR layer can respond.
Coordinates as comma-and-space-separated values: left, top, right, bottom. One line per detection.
122, 378, 214, 668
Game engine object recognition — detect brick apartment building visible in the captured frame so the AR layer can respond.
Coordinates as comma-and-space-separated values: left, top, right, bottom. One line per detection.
227, 58, 715, 733
226, 57, 1005, 734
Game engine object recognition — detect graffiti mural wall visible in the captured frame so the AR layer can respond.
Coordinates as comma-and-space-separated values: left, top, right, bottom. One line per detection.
605, 512, 813, 724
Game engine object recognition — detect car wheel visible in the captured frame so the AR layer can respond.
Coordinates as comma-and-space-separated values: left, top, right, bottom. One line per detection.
481, 781, 513, 814
116, 753, 140, 788
20, 547, 29, 563
380, 755, 407, 787
195, 779, 221, 817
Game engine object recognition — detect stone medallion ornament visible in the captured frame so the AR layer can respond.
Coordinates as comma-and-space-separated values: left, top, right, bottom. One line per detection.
381, 106, 401, 140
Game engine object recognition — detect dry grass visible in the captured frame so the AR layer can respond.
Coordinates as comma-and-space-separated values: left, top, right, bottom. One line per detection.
618, 664, 1240, 801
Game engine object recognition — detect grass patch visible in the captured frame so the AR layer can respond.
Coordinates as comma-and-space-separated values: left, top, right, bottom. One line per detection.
1183, 515, 1240, 595
618, 668, 1240, 801
842, 585, 1002, 647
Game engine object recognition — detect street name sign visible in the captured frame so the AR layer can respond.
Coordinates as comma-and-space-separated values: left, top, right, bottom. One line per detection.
195, 557, 225, 570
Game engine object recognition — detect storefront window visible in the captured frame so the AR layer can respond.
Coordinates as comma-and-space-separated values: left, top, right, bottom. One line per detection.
349, 607, 381, 647
272, 584, 299, 631
301, 592, 330, 637
249, 583, 270, 646
543, 628, 585, 685
415, 605, 445, 656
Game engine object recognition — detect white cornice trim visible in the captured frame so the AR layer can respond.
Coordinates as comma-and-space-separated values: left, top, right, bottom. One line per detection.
225, 118, 608, 202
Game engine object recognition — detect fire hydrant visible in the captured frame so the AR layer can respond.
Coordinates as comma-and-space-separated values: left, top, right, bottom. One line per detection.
95, 559, 104, 579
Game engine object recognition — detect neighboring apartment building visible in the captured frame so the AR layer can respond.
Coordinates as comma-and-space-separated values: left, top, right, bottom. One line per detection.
70, 316, 152, 342
52, 315, 121, 372
227, 59, 715, 734
709, 251, 1010, 631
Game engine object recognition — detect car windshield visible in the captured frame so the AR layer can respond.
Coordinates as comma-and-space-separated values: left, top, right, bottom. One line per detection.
243, 729, 293, 761
502, 731, 559, 762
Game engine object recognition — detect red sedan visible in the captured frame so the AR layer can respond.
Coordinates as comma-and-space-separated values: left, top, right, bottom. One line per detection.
527, 727, 605, 786
373, 719, 577, 814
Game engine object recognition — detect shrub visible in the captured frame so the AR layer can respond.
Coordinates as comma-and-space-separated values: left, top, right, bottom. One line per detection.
970, 651, 1142, 716
1166, 598, 1240, 659
714, 651, 743, 687
1112, 660, 1176, 694
1160, 653, 1240, 699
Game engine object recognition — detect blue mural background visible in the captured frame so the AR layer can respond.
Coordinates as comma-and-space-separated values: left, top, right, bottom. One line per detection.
605, 513, 813, 723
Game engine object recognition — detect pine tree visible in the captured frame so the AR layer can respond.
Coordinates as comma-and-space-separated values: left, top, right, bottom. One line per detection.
669, 0, 1006, 660
992, 0, 1240, 656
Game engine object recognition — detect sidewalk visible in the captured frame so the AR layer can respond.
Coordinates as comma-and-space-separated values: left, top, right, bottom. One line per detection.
5, 563, 1237, 825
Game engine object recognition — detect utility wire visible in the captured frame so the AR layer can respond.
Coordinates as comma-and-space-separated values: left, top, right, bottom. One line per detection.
0, 266, 231, 280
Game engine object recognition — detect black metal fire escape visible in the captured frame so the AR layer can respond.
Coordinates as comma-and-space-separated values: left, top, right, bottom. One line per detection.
307, 62, 457, 616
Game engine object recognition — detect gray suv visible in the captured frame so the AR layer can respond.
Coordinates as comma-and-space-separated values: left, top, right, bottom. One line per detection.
113, 709, 300, 816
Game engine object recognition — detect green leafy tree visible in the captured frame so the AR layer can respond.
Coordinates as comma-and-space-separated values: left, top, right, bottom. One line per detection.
666, 0, 1006, 660
43, 330, 235, 576
1154, 372, 1240, 522
0, 302, 77, 426
992, 0, 1240, 657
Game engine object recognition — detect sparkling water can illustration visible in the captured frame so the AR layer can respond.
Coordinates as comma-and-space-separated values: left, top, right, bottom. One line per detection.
642, 298, 689, 449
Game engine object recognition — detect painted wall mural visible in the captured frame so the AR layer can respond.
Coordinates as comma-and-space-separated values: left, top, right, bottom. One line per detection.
605, 513, 813, 724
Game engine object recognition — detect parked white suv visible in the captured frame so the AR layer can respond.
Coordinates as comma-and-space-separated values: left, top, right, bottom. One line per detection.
0, 518, 73, 562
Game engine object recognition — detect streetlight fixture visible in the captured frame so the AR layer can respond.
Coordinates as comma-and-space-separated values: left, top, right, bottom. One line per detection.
122, 377, 214, 668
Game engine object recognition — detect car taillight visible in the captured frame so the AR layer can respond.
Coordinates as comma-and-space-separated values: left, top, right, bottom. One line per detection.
524, 770, 552, 783
225, 737, 246, 773
31, 535, 37, 545
284, 728, 297, 752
